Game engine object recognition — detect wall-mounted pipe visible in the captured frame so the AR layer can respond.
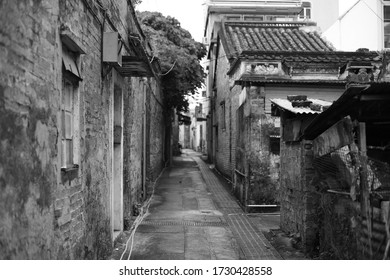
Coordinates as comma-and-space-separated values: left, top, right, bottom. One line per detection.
142, 78, 147, 200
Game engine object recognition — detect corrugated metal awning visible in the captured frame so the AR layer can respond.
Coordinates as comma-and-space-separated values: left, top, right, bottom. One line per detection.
270, 98, 332, 115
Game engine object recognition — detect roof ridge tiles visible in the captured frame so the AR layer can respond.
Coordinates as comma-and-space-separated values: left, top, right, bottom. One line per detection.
225, 21, 311, 29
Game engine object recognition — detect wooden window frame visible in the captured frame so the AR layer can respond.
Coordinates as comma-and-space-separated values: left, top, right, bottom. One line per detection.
61, 47, 81, 172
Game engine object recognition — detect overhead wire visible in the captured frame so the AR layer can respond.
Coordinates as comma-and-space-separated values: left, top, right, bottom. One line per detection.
159, 60, 177, 76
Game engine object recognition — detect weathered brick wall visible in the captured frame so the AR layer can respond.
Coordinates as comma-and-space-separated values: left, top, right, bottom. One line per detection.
246, 91, 279, 204
123, 76, 164, 225
57, 0, 130, 259
280, 135, 321, 253
147, 79, 165, 181
0, 0, 163, 259
319, 194, 359, 259
0, 0, 60, 259
214, 45, 234, 178
279, 139, 306, 237
124, 77, 143, 227
230, 86, 240, 178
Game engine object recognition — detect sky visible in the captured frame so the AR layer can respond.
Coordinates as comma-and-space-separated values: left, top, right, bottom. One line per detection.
136, 0, 207, 42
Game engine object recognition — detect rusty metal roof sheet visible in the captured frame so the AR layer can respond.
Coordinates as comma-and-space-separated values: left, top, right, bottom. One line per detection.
270, 98, 333, 114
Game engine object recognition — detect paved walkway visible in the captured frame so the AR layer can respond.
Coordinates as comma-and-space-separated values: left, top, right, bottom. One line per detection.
112, 149, 281, 260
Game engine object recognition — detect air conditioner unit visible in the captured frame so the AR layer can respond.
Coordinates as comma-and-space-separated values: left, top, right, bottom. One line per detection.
103, 32, 122, 67
202, 37, 210, 45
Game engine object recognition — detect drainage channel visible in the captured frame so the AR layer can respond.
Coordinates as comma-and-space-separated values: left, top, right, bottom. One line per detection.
140, 220, 228, 227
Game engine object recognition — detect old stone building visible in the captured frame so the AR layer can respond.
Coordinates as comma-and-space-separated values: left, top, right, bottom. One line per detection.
302, 83, 390, 259
203, 0, 383, 211
0, 0, 165, 259
272, 61, 390, 258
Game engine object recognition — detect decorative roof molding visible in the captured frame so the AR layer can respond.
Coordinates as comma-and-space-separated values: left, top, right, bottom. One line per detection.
224, 21, 316, 29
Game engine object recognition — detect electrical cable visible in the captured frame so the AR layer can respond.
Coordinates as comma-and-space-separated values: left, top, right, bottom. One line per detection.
159, 60, 177, 76
119, 166, 166, 260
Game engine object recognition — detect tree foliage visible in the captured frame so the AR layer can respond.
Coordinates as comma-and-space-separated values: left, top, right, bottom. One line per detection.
137, 11, 206, 112
131, 0, 142, 6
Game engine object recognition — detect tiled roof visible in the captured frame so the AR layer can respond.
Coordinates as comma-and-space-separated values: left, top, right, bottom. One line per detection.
236, 51, 380, 64
270, 97, 333, 115
223, 21, 334, 54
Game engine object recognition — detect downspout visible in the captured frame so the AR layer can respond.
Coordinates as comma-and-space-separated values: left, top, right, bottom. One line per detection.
143, 78, 147, 201
246, 86, 251, 213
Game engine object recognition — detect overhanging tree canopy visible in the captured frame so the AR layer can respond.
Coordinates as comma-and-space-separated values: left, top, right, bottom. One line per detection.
137, 11, 206, 112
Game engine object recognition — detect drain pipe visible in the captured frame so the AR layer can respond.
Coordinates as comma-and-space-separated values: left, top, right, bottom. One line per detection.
142, 78, 147, 201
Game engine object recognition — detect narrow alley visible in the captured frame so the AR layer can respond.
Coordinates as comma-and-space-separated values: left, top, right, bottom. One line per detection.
2, 0, 390, 268
112, 150, 282, 260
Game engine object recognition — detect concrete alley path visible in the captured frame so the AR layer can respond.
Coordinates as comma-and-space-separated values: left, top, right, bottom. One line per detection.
112, 149, 281, 260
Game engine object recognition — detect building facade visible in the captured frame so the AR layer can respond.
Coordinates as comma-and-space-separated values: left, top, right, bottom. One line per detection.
0, 0, 166, 259
272, 75, 390, 258
203, 0, 384, 211
310, 0, 390, 51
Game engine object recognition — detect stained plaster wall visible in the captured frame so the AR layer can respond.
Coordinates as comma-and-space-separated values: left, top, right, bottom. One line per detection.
211, 43, 280, 204
214, 44, 235, 178
123, 77, 164, 228
279, 136, 319, 252
0, 0, 61, 259
279, 114, 357, 256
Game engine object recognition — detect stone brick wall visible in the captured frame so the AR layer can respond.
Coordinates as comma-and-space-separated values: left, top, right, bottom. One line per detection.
280, 126, 323, 254
123, 77, 165, 227
280, 140, 305, 235
280, 116, 367, 257
0, 0, 164, 259
147, 79, 165, 181
214, 45, 234, 178
0, 0, 60, 259
124, 77, 144, 227
212, 46, 280, 204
